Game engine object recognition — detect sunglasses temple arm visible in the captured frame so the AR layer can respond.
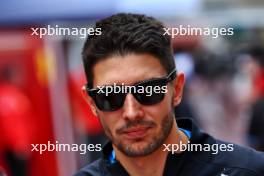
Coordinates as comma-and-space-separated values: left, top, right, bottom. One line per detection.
167, 69, 177, 81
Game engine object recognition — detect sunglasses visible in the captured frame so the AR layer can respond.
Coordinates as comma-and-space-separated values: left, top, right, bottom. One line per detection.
83, 69, 177, 111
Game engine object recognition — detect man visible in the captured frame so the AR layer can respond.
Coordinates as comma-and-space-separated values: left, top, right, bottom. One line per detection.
75, 13, 264, 176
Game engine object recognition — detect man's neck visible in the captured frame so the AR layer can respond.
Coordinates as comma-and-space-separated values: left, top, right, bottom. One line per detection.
113, 120, 188, 176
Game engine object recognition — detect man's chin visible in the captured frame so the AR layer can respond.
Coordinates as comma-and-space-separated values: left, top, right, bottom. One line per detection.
115, 140, 158, 157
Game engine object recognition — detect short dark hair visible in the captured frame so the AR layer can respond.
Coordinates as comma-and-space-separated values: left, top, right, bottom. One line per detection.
82, 13, 175, 88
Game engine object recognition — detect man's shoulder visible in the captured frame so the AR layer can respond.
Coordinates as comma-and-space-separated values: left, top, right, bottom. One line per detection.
175, 118, 264, 175
193, 139, 264, 176
220, 142, 264, 175
74, 159, 103, 176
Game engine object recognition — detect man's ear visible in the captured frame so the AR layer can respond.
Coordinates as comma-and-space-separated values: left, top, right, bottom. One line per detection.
82, 86, 98, 116
172, 72, 185, 107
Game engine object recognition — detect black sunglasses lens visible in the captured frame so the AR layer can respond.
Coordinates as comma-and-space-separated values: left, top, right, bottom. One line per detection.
94, 91, 126, 111
136, 92, 165, 105
134, 79, 167, 105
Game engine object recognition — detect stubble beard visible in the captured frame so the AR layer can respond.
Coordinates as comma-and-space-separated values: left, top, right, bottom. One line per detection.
103, 112, 174, 157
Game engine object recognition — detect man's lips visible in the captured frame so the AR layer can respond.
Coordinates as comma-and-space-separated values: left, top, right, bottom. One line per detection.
121, 126, 152, 139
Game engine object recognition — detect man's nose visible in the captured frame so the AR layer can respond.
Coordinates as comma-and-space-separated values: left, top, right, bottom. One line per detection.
121, 93, 144, 120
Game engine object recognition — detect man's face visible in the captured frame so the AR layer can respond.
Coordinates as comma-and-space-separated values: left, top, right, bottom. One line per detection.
89, 54, 182, 157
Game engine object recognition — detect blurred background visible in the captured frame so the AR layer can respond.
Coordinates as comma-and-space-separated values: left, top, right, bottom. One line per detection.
0, 0, 264, 176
